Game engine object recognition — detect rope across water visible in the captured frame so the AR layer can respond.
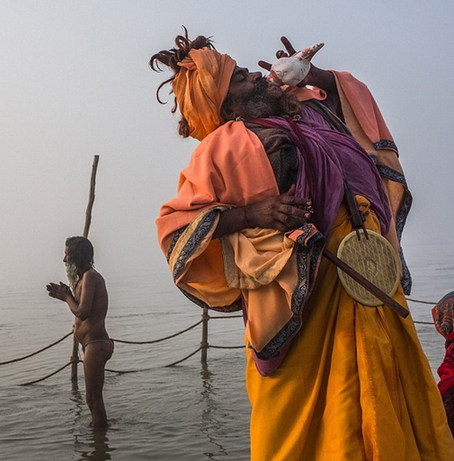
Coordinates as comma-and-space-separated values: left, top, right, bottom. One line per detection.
111, 319, 203, 344
0, 332, 73, 365
2, 296, 441, 385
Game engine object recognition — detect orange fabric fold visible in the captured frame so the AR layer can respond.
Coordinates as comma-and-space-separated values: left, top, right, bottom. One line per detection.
156, 121, 279, 253
168, 210, 241, 308
222, 228, 299, 351
156, 122, 281, 310
172, 47, 236, 141
332, 71, 395, 151
157, 122, 303, 342
284, 85, 328, 102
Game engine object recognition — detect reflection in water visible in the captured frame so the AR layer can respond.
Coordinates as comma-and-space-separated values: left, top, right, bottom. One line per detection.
71, 382, 116, 461
71, 381, 84, 425
75, 428, 115, 461
199, 364, 228, 459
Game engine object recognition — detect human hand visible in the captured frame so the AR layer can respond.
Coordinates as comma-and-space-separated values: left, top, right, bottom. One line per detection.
245, 185, 313, 232
46, 282, 71, 302
259, 36, 297, 69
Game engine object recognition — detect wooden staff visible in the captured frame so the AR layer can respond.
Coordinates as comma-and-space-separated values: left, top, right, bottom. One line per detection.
83, 155, 100, 239
201, 307, 209, 364
71, 154, 100, 382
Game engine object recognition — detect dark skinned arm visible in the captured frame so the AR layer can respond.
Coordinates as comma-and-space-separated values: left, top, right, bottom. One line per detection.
46, 271, 97, 321
213, 185, 313, 238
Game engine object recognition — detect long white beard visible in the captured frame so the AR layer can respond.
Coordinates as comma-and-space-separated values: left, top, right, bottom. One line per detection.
65, 262, 80, 290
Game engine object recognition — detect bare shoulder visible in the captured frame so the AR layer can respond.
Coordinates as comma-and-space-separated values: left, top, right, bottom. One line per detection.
82, 269, 105, 285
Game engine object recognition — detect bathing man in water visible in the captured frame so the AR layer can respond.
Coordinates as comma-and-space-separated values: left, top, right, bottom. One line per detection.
46, 236, 113, 428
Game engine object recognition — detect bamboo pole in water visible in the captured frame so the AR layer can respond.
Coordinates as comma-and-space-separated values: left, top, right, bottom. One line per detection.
201, 307, 209, 364
71, 154, 100, 382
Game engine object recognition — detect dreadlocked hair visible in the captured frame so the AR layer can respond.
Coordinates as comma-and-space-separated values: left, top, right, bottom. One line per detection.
149, 27, 216, 137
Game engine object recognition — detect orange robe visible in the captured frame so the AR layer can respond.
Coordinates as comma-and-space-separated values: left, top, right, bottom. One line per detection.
247, 202, 454, 460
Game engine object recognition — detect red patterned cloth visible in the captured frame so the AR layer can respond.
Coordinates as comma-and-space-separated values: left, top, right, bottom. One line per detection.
433, 291, 454, 339
433, 292, 454, 434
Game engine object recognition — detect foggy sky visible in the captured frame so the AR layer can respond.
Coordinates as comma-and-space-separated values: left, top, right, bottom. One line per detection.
1, 0, 453, 289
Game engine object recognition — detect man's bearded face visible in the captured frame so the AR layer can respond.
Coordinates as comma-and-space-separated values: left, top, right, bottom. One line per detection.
240, 77, 290, 118
222, 75, 300, 121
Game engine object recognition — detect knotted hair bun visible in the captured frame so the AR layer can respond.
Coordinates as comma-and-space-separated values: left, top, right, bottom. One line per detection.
149, 26, 215, 109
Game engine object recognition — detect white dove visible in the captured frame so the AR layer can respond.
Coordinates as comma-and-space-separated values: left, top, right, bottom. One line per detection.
267, 42, 325, 87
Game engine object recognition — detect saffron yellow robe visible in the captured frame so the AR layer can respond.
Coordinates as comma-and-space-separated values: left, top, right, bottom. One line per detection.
246, 202, 454, 460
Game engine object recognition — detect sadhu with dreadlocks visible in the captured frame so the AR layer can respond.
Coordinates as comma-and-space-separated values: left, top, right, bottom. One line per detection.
151, 29, 454, 460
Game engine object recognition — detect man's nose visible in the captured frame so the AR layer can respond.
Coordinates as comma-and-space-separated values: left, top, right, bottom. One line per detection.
251, 71, 262, 81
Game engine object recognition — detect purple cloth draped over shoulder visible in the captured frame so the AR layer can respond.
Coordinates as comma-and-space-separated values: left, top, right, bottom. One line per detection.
246, 107, 393, 375
253, 106, 392, 236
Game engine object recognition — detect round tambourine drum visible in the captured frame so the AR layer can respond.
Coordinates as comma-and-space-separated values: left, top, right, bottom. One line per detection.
336, 230, 401, 306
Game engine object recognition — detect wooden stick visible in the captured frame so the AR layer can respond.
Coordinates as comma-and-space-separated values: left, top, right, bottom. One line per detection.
323, 248, 409, 318
201, 307, 209, 364
83, 155, 100, 239
71, 154, 100, 382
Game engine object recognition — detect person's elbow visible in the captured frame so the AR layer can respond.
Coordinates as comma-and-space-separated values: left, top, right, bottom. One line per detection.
75, 306, 91, 321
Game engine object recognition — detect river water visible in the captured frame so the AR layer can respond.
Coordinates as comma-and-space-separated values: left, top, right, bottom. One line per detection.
1, 242, 453, 460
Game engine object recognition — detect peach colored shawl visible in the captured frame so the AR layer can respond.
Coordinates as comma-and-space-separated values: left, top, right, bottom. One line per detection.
157, 121, 278, 254
156, 121, 316, 359
332, 71, 395, 151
